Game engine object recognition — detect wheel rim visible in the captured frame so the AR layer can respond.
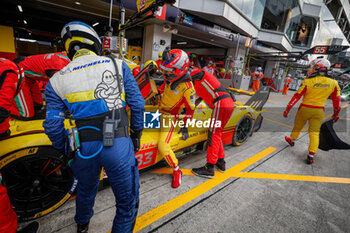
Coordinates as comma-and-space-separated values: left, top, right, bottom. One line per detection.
1, 153, 74, 220
236, 117, 252, 143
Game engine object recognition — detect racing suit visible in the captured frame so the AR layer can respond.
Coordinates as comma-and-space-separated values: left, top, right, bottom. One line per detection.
43, 49, 145, 233
191, 69, 235, 164
251, 71, 264, 92
282, 77, 292, 95
11, 53, 70, 118
0, 183, 17, 233
159, 75, 196, 169
286, 75, 341, 155
0, 60, 20, 137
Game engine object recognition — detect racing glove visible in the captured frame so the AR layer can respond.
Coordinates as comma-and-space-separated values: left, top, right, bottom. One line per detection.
332, 106, 341, 122
130, 129, 142, 152
179, 127, 189, 141
284, 91, 304, 118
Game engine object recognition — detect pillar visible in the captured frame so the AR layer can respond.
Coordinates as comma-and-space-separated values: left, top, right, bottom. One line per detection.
142, 24, 172, 63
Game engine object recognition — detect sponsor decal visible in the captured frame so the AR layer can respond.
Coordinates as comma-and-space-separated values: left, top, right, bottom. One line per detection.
72, 59, 110, 71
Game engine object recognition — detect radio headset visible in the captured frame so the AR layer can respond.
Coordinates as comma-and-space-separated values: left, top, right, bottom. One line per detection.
103, 55, 123, 147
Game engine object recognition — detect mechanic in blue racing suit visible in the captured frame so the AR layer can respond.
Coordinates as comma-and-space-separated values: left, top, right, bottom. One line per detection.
43, 21, 145, 233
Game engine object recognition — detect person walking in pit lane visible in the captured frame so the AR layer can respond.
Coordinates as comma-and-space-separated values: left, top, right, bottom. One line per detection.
283, 58, 341, 164
251, 67, 264, 92
190, 68, 235, 178
282, 74, 292, 95
158, 48, 196, 188
43, 21, 145, 233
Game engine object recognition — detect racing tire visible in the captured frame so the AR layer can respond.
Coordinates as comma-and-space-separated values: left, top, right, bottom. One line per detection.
0, 146, 77, 221
232, 114, 253, 146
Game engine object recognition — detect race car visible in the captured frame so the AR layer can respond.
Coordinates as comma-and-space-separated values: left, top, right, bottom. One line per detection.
0, 71, 269, 221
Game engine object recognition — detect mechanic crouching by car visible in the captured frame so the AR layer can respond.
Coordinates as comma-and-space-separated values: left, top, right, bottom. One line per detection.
159, 48, 196, 188
190, 69, 235, 178
283, 58, 341, 164
11, 52, 70, 120
43, 21, 145, 233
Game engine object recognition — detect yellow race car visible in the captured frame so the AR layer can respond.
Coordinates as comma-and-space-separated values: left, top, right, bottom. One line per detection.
0, 85, 269, 221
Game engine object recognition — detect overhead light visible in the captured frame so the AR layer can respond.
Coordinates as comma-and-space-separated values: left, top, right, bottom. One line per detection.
23, 20, 27, 24
75, 0, 81, 5
17, 38, 37, 43
93, 22, 99, 27
17, 5, 23, 12
176, 41, 187, 45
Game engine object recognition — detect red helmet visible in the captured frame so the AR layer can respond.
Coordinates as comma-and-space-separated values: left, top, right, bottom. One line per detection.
160, 49, 189, 82
0, 58, 24, 79
307, 58, 331, 77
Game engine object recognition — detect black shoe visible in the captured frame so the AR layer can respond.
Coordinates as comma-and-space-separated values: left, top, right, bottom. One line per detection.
17, 222, 39, 233
215, 159, 226, 172
77, 222, 89, 233
306, 155, 314, 165
192, 163, 215, 178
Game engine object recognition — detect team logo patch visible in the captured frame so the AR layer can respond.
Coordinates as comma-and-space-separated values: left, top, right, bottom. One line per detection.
144, 110, 161, 129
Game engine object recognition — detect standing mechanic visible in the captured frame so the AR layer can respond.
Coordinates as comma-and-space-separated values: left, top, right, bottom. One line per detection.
0, 61, 40, 233
43, 21, 145, 233
158, 49, 196, 188
0, 58, 23, 138
283, 58, 341, 164
190, 69, 235, 178
282, 74, 292, 95
251, 67, 264, 92
11, 53, 70, 119
203, 60, 215, 75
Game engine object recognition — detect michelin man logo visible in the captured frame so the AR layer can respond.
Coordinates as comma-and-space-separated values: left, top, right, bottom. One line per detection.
94, 70, 124, 110
144, 110, 161, 129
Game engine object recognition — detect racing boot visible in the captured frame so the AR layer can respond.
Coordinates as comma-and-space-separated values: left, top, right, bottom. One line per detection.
215, 158, 226, 172
306, 154, 314, 165
77, 222, 89, 233
285, 136, 295, 146
17, 222, 40, 233
192, 163, 215, 178
172, 168, 182, 188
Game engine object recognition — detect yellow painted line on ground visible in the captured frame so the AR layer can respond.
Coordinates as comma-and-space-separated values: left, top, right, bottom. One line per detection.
237, 172, 350, 184
152, 170, 350, 184
133, 147, 276, 232
264, 117, 293, 128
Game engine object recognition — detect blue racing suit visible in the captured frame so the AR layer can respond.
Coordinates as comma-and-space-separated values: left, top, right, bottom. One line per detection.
43, 49, 145, 233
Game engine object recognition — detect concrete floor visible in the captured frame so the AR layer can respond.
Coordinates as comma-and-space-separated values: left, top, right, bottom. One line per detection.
20, 90, 350, 233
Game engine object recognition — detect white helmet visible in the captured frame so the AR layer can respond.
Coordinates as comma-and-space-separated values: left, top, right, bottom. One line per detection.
307, 57, 331, 77
257, 67, 262, 72
61, 21, 102, 59
287, 74, 291, 77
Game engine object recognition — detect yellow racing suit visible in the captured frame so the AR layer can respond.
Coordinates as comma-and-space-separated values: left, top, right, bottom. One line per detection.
158, 80, 196, 168
286, 75, 341, 154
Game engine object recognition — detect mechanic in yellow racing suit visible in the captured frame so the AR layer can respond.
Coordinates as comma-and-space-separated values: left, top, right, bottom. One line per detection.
158, 49, 196, 188
283, 58, 341, 164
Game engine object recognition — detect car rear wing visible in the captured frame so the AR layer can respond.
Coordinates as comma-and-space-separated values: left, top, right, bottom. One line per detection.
243, 86, 271, 111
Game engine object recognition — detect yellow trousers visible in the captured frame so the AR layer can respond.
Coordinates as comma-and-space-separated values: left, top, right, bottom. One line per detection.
158, 115, 180, 168
290, 106, 324, 154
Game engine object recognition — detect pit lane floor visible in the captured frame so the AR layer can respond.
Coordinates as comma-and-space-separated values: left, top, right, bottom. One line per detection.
19, 91, 350, 233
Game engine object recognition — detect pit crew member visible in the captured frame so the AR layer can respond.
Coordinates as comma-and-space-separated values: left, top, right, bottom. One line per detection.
0, 58, 23, 138
190, 69, 235, 178
43, 21, 145, 233
283, 58, 341, 164
11, 53, 70, 119
251, 67, 264, 92
282, 74, 292, 95
159, 49, 196, 188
